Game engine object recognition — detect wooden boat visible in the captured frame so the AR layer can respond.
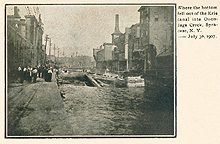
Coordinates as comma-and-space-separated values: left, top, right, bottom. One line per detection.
127, 76, 145, 87
92, 73, 127, 88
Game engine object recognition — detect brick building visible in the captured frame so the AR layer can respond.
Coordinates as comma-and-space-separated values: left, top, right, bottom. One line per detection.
7, 6, 45, 81
93, 43, 115, 73
93, 6, 174, 77
138, 6, 174, 74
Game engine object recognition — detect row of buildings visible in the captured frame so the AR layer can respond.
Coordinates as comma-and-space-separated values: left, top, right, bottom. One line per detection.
7, 6, 46, 81
93, 6, 174, 77
55, 55, 95, 69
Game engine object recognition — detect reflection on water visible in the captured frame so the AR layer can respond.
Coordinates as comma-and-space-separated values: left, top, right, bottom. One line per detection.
61, 84, 174, 135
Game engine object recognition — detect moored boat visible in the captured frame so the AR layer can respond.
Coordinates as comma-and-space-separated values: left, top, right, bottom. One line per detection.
127, 76, 145, 87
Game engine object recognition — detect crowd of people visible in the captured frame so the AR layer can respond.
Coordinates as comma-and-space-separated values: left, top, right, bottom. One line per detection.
17, 65, 59, 83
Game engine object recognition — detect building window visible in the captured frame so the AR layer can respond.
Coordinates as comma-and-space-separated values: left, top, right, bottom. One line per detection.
144, 12, 149, 21
136, 27, 140, 38
145, 30, 148, 36
155, 14, 159, 22
165, 30, 167, 39
146, 16, 148, 21
15, 23, 19, 28
141, 32, 144, 37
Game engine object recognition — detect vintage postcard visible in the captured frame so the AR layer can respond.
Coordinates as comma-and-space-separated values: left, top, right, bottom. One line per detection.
1, 0, 220, 144
5, 3, 176, 138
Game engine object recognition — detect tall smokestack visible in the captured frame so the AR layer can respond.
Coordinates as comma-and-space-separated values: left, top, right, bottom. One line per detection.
114, 14, 121, 33
14, 6, 20, 17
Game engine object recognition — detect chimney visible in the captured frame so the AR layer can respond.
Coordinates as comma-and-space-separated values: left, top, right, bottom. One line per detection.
14, 6, 20, 17
114, 14, 121, 34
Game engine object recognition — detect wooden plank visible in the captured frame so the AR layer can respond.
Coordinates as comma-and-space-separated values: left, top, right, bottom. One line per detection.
85, 75, 102, 87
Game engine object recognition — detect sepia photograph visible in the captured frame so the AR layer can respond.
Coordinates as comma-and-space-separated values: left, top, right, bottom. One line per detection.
5, 4, 176, 138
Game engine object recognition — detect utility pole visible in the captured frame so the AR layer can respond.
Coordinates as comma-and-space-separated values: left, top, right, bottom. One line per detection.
49, 38, 52, 56
44, 34, 49, 64
57, 46, 59, 65
54, 44, 56, 56
58, 47, 59, 58
54, 44, 56, 63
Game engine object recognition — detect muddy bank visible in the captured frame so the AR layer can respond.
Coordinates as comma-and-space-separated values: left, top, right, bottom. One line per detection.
7, 77, 73, 136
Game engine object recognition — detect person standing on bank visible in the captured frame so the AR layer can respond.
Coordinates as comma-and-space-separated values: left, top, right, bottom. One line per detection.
23, 67, 27, 81
18, 66, 23, 83
37, 65, 41, 78
47, 68, 53, 82
56, 68, 59, 78
32, 67, 38, 83
27, 66, 32, 82
43, 66, 47, 80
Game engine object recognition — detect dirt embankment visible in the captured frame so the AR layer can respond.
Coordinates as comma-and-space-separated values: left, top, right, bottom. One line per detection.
8, 76, 74, 136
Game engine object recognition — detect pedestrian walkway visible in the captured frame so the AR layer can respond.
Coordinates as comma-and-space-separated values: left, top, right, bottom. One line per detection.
7, 73, 73, 136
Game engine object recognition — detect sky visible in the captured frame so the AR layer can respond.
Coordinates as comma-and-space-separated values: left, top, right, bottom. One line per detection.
7, 5, 141, 57
39, 5, 141, 57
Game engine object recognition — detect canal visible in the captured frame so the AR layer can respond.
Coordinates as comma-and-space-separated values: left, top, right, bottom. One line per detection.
58, 71, 174, 135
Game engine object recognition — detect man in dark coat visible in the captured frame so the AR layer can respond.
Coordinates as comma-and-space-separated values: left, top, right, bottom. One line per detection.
47, 69, 53, 82
32, 67, 38, 83
37, 65, 41, 78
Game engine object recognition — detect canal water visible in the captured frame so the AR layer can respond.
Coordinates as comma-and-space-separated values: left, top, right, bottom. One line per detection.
60, 82, 174, 135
